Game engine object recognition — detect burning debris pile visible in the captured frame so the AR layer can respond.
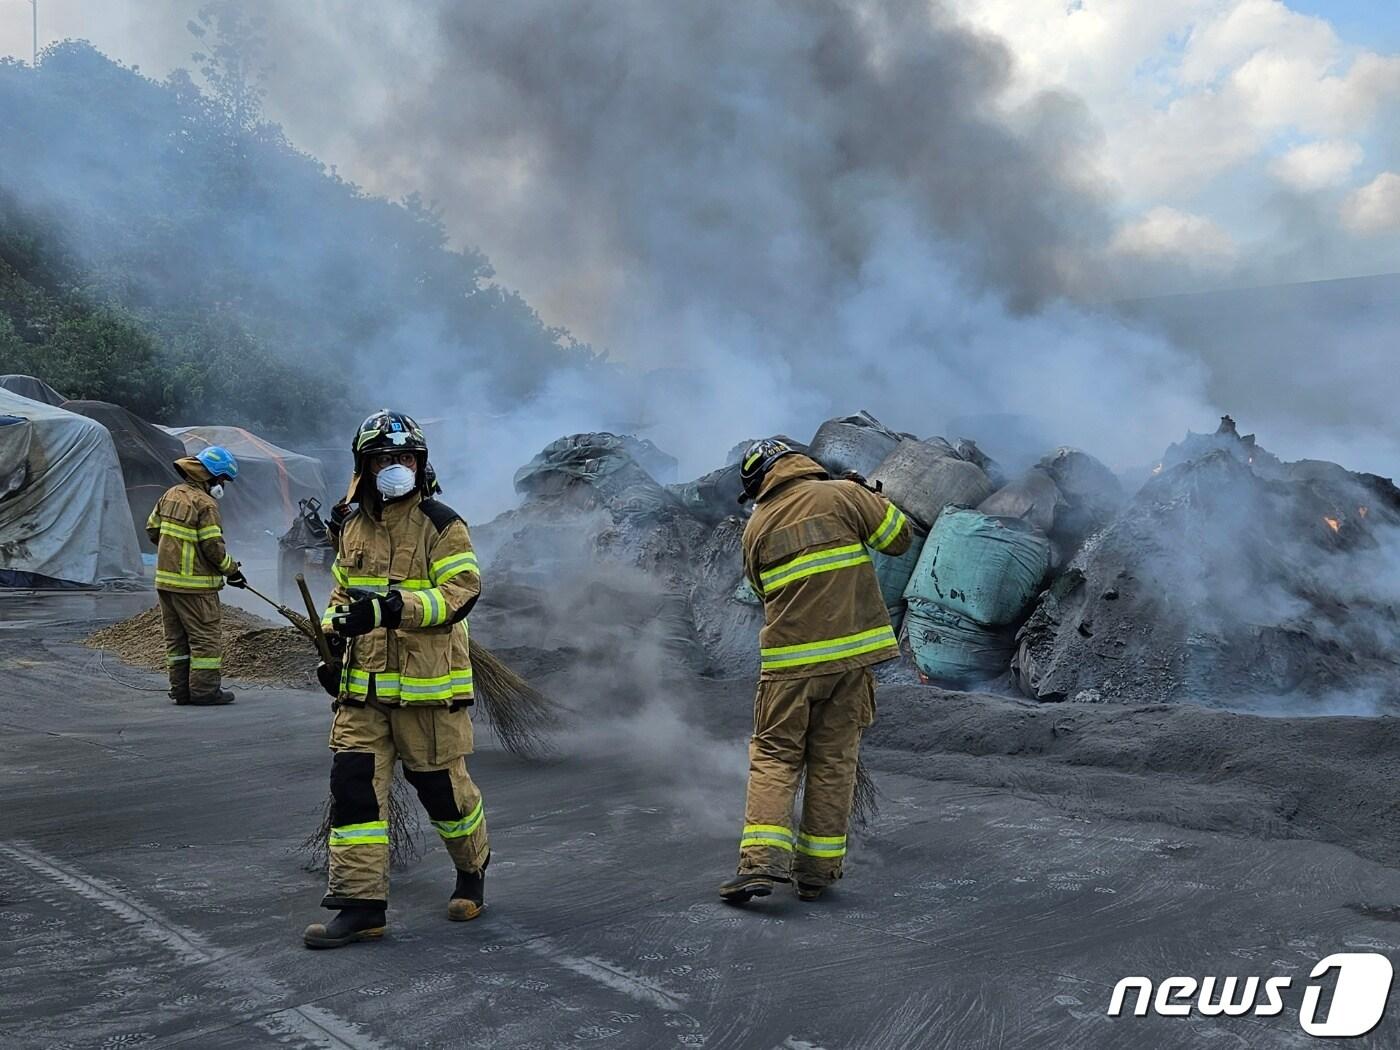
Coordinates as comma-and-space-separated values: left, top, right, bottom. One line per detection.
1015, 418, 1400, 711
485, 413, 1400, 713
86, 607, 317, 687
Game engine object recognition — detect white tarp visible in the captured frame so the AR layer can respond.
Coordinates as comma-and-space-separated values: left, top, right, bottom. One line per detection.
0, 389, 142, 586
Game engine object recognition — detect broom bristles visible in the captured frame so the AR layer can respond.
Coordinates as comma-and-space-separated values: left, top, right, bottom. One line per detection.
851, 755, 881, 830
298, 771, 424, 873
469, 639, 563, 760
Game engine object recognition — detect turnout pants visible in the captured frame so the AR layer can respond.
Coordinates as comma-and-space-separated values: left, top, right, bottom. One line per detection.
737, 667, 875, 887
324, 694, 489, 909
157, 590, 223, 700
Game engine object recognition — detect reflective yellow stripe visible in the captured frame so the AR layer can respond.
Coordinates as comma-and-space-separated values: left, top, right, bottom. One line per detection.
219, 554, 235, 572
181, 540, 194, 576
329, 821, 388, 847
417, 587, 447, 627
430, 552, 479, 585
344, 574, 390, 588
866, 504, 908, 552
331, 561, 350, 587
159, 522, 201, 541
433, 799, 484, 839
796, 833, 847, 858
166, 654, 189, 666
155, 570, 223, 590
196, 525, 223, 540
341, 669, 472, 701
759, 543, 870, 595
760, 625, 898, 671
189, 656, 222, 670
740, 822, 796, 852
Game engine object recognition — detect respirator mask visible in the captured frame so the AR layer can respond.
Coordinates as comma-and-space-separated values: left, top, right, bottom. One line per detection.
209, 483, 225, 500
375, 464, 417, 500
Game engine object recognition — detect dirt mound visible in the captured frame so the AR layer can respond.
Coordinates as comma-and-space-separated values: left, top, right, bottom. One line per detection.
867, 684, 1400, 867
86, 606, 318, 687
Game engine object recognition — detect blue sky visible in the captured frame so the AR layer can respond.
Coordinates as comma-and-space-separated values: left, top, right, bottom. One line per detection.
1289, 1, 1400, 51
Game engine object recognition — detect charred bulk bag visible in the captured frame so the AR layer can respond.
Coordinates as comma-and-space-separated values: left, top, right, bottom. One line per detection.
904, 508, 1050, 627
871, 440, 994, 531
808, 411, 903, 478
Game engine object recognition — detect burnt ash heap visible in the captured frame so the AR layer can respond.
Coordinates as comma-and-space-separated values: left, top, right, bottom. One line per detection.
1015, 421, 1400, 711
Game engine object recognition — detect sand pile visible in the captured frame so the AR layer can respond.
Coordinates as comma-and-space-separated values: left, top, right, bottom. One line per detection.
86, 606, 318, 687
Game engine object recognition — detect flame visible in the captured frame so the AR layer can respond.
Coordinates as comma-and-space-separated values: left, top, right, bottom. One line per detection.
1359, 505, 1369, 519
1151, 463, 1163, 475
1324, 516, 1342, 533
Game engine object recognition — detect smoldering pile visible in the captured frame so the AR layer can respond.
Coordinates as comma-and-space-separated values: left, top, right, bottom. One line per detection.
478, 413, 1400, 714
86, 606, 318, 687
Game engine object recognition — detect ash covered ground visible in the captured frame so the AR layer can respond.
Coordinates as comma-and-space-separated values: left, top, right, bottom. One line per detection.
9, 417, 1400, 1047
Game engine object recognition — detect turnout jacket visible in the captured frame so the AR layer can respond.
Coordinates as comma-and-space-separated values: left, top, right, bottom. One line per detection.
323, 492, 480, 705
743, 454, 912, 681
145, 458, 239, 592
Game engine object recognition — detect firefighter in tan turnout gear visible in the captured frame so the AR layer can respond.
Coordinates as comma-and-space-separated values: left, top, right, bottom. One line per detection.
302, 409, 489, 950
145, 446, 246, 706
720, 439, 911, 904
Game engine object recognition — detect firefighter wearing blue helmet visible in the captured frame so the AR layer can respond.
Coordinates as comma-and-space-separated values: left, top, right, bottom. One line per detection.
144, 445, 247, 705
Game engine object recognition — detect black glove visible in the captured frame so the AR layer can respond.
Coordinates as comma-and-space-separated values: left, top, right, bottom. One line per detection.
325, 632, 346, 660
326, 501, 353, 542
329, 588, 403, 636
316, 661, 341, 697
226, 569, 248, 589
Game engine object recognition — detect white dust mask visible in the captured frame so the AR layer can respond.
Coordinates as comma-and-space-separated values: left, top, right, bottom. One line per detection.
376, 464, 416, 499
209, 483, 225, 500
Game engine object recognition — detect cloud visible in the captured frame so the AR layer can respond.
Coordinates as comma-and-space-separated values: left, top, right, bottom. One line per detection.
1110, 206, 1239, 269
1269, 139, 1364, 190
1341, 172, 1400, 234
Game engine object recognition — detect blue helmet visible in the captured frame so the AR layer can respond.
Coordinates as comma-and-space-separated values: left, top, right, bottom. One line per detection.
196, 445, 239, 482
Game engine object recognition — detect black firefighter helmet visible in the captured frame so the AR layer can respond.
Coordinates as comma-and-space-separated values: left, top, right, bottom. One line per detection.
739, 438, 797, 503
349, 409, 430, 501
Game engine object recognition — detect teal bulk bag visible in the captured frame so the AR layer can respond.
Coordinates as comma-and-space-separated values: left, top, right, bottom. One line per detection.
904, 508, 1050, 627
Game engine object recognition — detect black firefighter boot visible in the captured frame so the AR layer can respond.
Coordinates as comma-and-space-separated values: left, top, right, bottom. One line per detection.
187, 670, 235, 706
168, 661, 191, 705
719, 872, 789, 904
448, 852, 489, 922
303, 904, 387, 949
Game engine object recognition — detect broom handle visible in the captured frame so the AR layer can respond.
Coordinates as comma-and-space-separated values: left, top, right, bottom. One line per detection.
242, 581, 317, 638
296, 573, 335, 664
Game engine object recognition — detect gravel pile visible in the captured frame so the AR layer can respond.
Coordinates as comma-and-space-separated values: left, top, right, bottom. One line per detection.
86, 606, 318, 687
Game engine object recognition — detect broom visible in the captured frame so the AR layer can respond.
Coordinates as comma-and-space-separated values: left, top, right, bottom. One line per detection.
299, 771, 425, 873
246, 577, 565, 760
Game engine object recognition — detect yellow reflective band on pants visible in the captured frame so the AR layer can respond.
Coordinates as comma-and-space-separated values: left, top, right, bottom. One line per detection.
759, 625, 898, 671
759, 543, 870, 596
190, 656, 221, 670
166, 653, 190, 666
329, 821, 389, 847
796, 832, 847, 858
866, 503, 908, 552
433, 799, 484, 839
739, 823, 795, 851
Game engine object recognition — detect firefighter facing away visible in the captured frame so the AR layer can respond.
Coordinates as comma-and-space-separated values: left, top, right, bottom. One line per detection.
720, 439, 911, 904
303, 410, 488, 950
145, 445, 247, 706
